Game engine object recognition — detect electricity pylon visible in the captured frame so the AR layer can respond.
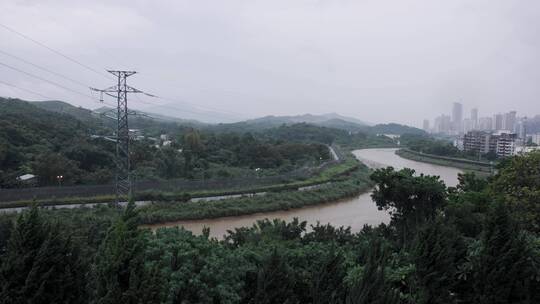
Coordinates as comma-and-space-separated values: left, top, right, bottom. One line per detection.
91, 70, 144, 202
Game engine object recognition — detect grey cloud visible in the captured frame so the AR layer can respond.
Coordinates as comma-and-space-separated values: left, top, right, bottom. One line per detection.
1, 0, 539, 125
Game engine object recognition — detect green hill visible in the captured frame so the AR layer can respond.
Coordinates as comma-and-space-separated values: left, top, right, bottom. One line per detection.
0, 97, 115, 187
369, 123, 426, 135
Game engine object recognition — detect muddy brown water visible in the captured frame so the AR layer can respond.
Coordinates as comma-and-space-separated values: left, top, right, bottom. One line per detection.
145, 148, 462, 238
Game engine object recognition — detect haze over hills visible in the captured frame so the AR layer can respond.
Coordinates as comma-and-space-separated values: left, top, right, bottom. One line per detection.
244, 113, 369, 126
23, 98, 425, 135
32, 100, 100, 123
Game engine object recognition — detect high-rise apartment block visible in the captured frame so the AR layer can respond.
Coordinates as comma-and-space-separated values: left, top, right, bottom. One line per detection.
452, 102, 463, 132
503, 111, 517, 132
471, 108, 478, 128
462, 130, 517, 157
478, 117, 493, 131
494, 114, 504, 130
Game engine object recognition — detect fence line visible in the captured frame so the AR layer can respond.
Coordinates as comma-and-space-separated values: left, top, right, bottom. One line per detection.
0, 146, 344, 202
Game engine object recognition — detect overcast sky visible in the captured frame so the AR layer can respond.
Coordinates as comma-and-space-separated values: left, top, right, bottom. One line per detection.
1, 0, 539, 126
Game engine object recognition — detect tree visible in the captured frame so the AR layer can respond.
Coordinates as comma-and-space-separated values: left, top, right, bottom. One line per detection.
308, 247, 348, 304
456, 172, 488, 193
370, 167, 447, 243
32, 152, 81, 186
490, 151, 540, 232
0, 206, 87, 304
94, 201, 162, 304
470, 202, 537, 304
244, 248, 298, 304
412, 219, 463, 304
346, 238, 400, 304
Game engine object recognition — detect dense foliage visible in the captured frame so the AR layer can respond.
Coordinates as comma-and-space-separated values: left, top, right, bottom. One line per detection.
263, 123, 396, 149
1, 151, 540, 303
399, 134, 460, 156
0, 99, 338, 188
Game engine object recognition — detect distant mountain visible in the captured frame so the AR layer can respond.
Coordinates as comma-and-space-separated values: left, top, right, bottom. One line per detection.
210, 113, 369, 133
93, 106, 206, 127
245, 113, 369, 126
369, 123, 426, 135
32, 100, 101, 123
132, 101, 243, 124
30, 100, 423, 136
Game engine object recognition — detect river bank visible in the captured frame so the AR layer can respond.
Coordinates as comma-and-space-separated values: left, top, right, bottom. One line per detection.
395, 148, 493, 175
0, 153, 359, 210
144, 148, 463, 238
138, 165, 372, 225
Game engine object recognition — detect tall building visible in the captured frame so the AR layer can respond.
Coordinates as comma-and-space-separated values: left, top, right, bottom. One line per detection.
516, 117, 527, 139
478, 117, 493, 131
503, 111, 517, 132
434, 114, 451, 134
463, 118, 475, 133
452, 102, 463, 132
494, 113, 504, 130
471, 108, 478, 129
423, 119, 430, 132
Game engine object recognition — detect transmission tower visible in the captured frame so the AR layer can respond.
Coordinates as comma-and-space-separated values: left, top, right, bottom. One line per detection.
91, 70, 144, 202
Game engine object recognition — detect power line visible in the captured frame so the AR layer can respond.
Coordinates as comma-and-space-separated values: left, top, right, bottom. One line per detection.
0, 23, 112, 80
0, 79, 56, 100
0, 61, 115, 107
0, 48, 89, 88
129, 96, 239, 122
0, 22, 245, 121
153, 95, 245, 119
0, 61, 94, 100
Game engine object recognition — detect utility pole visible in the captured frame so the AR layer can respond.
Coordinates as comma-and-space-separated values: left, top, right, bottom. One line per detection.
91, 70, 144, 203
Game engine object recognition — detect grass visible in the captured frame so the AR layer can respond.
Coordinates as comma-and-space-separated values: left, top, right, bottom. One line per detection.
137, 166, 373, 224
2, 160, 374, 226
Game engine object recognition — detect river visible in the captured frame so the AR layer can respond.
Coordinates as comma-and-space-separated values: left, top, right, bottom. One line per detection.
145, 148, 463, 238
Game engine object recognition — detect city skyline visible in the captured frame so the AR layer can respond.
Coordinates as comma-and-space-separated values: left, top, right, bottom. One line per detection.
424, 102, 529, 135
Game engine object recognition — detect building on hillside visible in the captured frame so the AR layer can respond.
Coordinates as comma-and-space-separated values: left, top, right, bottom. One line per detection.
494, 131, 517, 157
462, 130, 517, 157
463, 131, 491, 154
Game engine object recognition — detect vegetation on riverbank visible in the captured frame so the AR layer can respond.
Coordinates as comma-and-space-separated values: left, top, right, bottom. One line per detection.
0, 153, 360, 209
399, 133, 499, 161
396, 148, 493, 174
137, 165, 372, 224
1, 151, 539, 303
